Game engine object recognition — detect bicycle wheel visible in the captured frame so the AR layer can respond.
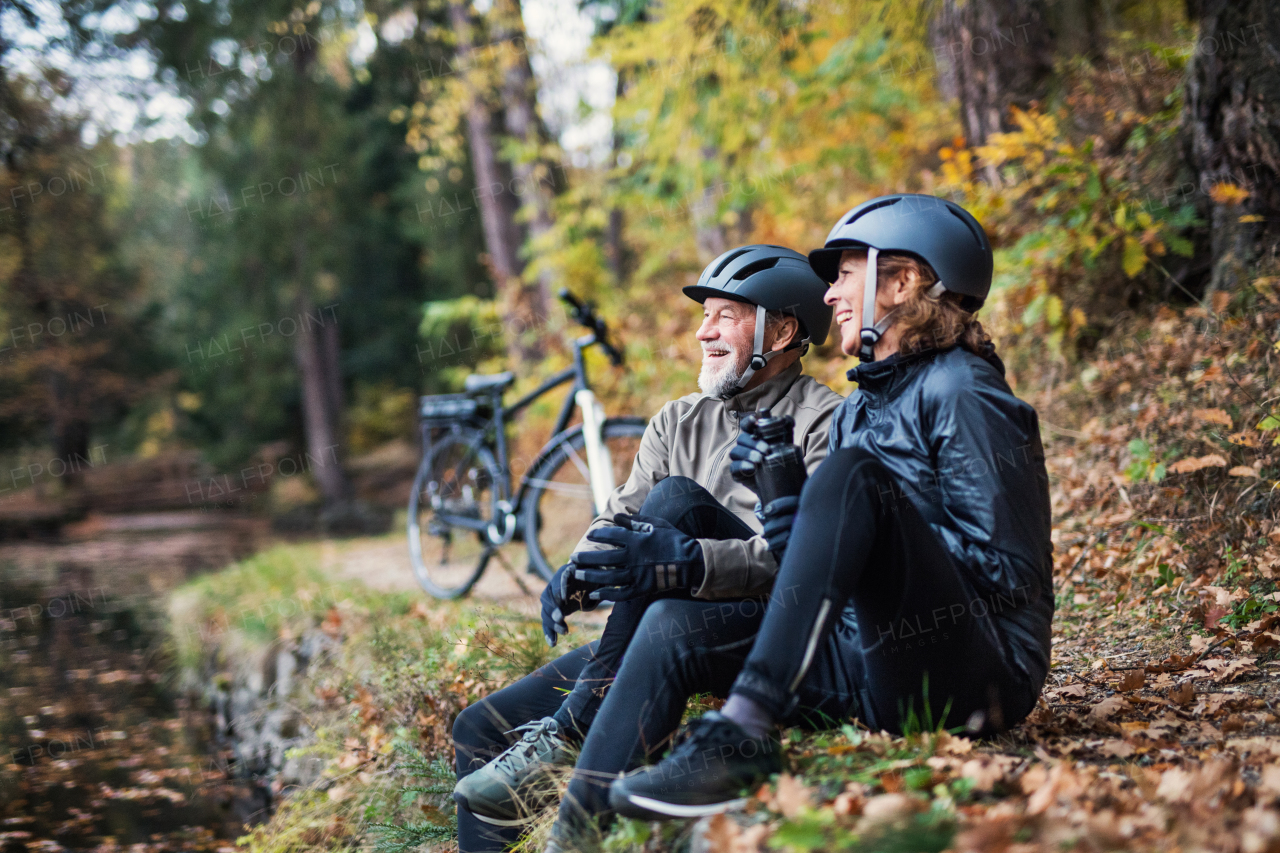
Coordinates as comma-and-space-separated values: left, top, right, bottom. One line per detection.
523, 417, 648, 582
408, 429, 505, 599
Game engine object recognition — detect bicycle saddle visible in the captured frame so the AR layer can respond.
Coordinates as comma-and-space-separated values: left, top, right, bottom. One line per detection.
464, 371, 515, 393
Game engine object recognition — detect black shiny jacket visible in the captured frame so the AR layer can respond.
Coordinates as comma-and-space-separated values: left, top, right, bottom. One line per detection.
830, 345, 1054, 686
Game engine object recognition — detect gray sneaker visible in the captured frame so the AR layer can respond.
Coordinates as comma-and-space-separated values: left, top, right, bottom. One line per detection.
454, 717, 574, 825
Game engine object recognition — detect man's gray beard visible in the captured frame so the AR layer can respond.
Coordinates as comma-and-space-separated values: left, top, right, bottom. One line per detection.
698, 351, 748, 398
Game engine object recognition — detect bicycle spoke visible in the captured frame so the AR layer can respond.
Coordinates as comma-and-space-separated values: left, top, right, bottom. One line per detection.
523, 478, 594, 499
563, 443, 591, 481
409, 431, 499, 598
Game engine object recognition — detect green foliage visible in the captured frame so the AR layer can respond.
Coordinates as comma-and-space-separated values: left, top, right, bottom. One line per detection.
366, 745, 458, 851
1221, 593, 1278, 631
933, 16, 1199, 361
166, 544, 358, 668
0, 77, 166, 455
769, 806, 956, 853
347, 382, 417, 454
103, 0, 494, 470
417, 296, 506, 391
1125, 438, 1174, 483
602, 817, 652, 852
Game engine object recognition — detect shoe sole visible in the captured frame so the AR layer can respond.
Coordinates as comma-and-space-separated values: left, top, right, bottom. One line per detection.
621, 793, 750, 818
472, 812, 535, 827
455, 793, 533, 827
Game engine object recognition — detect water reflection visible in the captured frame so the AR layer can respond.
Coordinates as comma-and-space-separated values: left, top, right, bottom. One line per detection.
1, 513, 271, 852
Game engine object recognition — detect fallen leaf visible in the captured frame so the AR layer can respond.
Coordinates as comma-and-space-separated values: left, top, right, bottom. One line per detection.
1117, 669, 1146, 691
1229, 465, 1260, 477
1228, 431, 1261, 448
1261, 765, 1280, 797
700, 813, 740, 853
772, 773, 812, 818
1194, 408, 1233, 428
1252, 632, 1280, 651
960, 756, 1017, 792
1189, 634, 1214, 653
1099, 739, 1135, 758
1205, 656, 1258, 683
1088, 696, 1131, 723
1169, 683, 1196, 705
857, 793, 915, 831
1020, 764, 1048, 795
1156, 767, 1195, 802
1026, 764, 1084, 815
1051, 684, 1087, 701
1169, 454, 1228, 474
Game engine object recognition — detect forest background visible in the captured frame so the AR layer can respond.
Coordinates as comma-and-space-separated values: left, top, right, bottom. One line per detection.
4, 0, 1274, 519
6, 1, 1280, 852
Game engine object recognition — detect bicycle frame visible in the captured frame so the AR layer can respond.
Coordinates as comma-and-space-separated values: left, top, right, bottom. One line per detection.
422, 333, 599, 539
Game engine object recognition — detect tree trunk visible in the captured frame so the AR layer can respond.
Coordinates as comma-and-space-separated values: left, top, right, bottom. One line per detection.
321, 314, 343, 432
606, 72, 628, 285
1182, 0, 1280, 295
490, 0, 557, 344
292, 290, 350, 505
284, 42, 350, 508
449, 0, 550, 364
930, 0, 1055, 167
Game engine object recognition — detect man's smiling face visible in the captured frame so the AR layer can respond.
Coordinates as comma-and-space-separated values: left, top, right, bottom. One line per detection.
695, 297, 757, 397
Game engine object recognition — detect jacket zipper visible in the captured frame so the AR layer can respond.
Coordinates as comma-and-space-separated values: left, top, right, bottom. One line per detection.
707, 414, 738, 484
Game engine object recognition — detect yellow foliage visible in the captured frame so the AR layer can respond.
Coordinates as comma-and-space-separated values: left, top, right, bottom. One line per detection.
1209, 182, 1250, 206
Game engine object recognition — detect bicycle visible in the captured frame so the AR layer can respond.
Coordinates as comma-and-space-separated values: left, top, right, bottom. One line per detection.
408, 290, 647, 599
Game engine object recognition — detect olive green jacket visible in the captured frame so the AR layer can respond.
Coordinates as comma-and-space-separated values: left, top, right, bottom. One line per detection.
572, 360, 842, 599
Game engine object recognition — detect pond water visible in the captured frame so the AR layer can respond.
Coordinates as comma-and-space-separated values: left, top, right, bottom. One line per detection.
0, 513, 274, 853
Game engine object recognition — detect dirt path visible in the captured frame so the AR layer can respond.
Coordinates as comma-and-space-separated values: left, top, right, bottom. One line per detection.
313, 533, 612, 628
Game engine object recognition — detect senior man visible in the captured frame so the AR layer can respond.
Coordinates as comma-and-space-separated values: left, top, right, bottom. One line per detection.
450, 245, 841, 852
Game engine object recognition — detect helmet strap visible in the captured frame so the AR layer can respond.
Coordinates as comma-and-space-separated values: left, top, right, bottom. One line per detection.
857, 247, 881, 362
726, 304, 779, 397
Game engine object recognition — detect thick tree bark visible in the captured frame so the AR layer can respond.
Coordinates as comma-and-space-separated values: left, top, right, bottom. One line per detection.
1182, 0, 1280, 294
449, 0, 552, 363
930, 0, 1055, 169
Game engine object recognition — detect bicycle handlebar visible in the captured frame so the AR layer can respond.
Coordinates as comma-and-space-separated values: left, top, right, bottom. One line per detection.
559, 289, 624, 367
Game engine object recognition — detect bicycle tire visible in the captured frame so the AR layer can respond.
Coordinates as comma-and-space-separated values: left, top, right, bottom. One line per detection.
523, 417, 648, 582
408, 429, 505, 599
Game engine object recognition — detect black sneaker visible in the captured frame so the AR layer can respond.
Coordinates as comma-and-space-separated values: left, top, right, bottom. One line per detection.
608, 712, 781, 819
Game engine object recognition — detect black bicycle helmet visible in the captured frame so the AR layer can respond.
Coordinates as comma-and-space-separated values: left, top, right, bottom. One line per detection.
684, 244, 834, 393
808, 194, 993, 362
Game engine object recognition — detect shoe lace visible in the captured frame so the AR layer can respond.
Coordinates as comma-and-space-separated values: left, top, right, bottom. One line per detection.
492, 717, 560, 774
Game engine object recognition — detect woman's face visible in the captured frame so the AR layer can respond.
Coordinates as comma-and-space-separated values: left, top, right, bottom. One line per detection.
823, 251, 910, 356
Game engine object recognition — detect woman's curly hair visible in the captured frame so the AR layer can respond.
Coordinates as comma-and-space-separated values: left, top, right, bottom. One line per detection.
869, 251, 991, 356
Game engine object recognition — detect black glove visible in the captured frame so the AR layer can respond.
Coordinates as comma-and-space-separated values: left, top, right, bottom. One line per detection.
540, 563, 600, 647
729, 431, 772, 489
571, 513, 705, 601
756, 495, 800, 562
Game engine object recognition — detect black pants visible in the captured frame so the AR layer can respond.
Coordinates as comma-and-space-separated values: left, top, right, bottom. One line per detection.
556, 449, 1041, 822
729, 448, 1041, 733
452, 476, 756, 852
